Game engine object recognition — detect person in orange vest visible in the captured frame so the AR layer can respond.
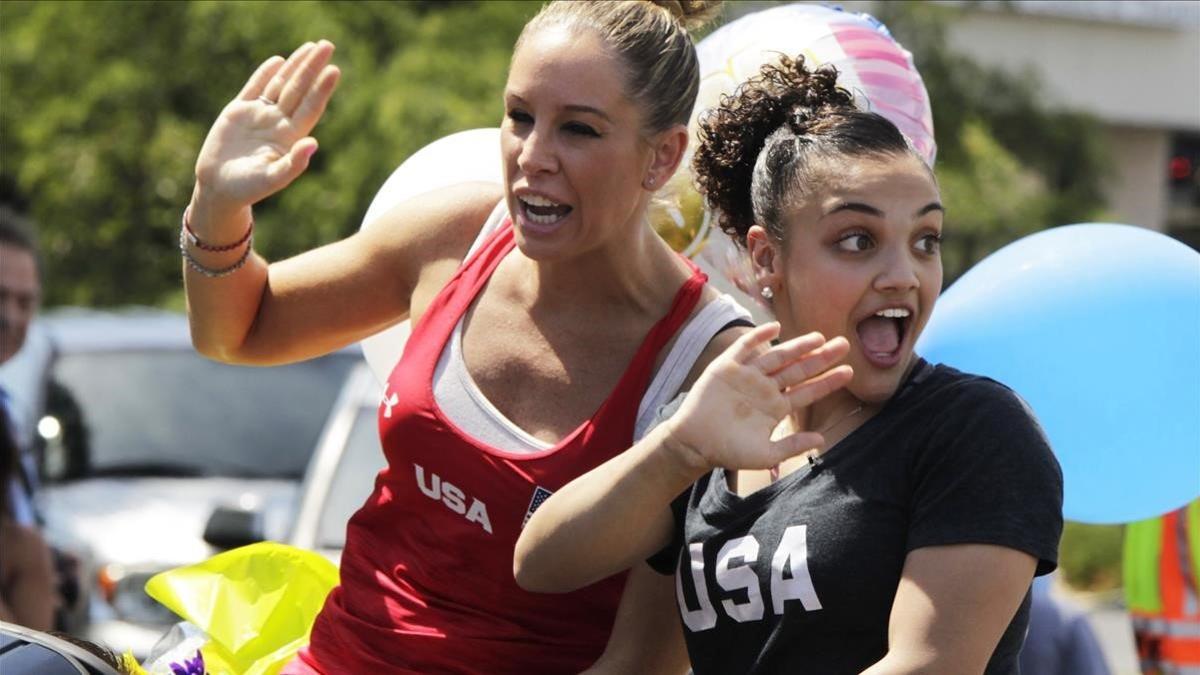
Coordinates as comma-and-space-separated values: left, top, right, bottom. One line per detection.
1124, 498, 1200, 674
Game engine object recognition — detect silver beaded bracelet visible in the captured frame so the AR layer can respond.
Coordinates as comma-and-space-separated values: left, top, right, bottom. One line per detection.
179, 225, 254, 278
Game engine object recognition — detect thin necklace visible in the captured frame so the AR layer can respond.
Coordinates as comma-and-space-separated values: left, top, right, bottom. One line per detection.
769, 404, 864, 482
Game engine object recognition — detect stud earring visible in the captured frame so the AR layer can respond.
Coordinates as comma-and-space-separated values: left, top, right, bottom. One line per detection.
645, 176, 655, 188
760, 286, 774, 301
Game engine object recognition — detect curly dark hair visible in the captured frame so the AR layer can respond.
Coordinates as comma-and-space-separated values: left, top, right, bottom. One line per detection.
692, 55, 917, 245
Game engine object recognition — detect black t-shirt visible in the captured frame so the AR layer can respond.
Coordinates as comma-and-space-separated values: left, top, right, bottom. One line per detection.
647, 358, 1064, 674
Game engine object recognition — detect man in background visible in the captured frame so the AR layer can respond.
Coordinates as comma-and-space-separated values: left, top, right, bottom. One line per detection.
0, 205, 43, 526
0, 205, 58, 630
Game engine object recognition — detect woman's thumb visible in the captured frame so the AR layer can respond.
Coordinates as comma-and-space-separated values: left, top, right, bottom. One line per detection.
267, 137, 319, 188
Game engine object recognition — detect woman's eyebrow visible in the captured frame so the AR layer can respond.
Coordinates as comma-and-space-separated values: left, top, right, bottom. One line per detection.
563, 104, 612, 122
824, 201, 884, 218
916, 202, 945, 217
822, 201, 945, 218
505, 93, 612, 123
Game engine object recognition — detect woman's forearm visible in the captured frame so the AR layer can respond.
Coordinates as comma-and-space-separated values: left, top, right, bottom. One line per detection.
514, 420, 707, 593
183, 186, 272, 362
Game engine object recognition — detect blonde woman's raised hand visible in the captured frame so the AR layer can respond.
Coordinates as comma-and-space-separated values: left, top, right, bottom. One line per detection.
663, 323, 853, 474
193, 40, 341, 213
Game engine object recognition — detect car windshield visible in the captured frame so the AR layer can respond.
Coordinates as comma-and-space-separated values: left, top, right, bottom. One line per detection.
316, 407, 386, 549
51, 350, 357, 479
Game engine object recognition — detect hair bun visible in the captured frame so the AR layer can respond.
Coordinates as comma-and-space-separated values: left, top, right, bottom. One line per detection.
788, 105, 819, 134
650, 0, 723, 32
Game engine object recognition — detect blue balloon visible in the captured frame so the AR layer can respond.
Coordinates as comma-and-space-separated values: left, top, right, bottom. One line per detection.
916, 224, 1200, 524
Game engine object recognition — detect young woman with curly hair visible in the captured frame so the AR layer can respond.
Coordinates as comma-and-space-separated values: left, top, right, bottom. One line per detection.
517, 55, 1064, 674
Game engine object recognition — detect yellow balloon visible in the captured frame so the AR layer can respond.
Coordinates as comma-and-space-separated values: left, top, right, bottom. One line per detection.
649, 170, 711, 258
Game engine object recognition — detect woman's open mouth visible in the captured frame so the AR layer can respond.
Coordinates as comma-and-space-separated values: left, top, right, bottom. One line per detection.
855, 307, 911, 369
517, 194, 573, 234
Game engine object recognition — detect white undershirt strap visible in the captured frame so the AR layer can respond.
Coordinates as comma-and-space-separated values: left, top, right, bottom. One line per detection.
633, 293, 751, 440
465, 199, 510, 258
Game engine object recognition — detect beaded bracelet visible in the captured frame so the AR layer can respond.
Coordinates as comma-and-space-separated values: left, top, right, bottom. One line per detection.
179, 225, 254, 278
181, 205, 253, 252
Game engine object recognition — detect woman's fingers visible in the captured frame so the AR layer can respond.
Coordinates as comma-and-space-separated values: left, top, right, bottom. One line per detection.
261, 41, 315, 103
769, 336, 850, 390
727, 322, 781, 365
279, 40, 335, 116
237, 55, 285, 101
291, 64, 341, 131
754, 331, 830, 376
785, 364, 853, 409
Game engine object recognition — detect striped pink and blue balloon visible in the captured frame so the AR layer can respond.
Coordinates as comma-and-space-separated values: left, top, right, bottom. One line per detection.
692, 3, 936, 166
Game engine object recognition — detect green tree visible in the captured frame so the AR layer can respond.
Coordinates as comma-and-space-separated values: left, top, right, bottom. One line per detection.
0, 0, 539, 307
1, 0, 1111, 304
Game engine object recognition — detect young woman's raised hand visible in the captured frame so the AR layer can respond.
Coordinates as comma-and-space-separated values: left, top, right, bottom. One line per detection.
664, 323, 853, 473
194, 40, 341, 211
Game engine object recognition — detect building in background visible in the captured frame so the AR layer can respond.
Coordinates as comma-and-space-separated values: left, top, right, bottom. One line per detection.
932, 1, 1200, 249
741, 0, 1200, 249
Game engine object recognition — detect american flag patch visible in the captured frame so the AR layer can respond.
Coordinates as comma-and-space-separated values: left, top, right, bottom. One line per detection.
522, 486, 555, 528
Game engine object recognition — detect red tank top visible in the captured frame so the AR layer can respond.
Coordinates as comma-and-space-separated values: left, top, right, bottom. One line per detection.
295, 220, 705, 674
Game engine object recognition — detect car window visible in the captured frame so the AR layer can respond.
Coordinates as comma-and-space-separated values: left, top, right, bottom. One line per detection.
48, 350, 357, 479
316, 406, 386, 550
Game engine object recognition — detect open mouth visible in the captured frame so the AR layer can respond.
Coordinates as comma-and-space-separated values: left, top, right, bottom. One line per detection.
518, 194, 573, 229
855, 307, 911, 368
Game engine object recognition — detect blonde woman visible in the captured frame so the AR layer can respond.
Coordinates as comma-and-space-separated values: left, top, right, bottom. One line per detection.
177, 2, 796, 673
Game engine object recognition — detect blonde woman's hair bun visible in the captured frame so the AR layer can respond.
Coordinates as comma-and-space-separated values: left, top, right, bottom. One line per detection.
650, 0, 723, 32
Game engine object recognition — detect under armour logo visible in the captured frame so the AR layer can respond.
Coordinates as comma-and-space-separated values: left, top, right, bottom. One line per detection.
382, 391, 400, 418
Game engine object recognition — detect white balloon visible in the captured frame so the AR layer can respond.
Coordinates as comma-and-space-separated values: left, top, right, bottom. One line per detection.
358, 128, 503, 386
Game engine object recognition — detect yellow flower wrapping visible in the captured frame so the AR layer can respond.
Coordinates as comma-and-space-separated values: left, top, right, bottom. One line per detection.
141, 542, 339, 675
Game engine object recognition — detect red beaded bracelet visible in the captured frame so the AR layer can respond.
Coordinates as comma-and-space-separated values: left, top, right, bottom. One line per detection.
181, 205, 254, 252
